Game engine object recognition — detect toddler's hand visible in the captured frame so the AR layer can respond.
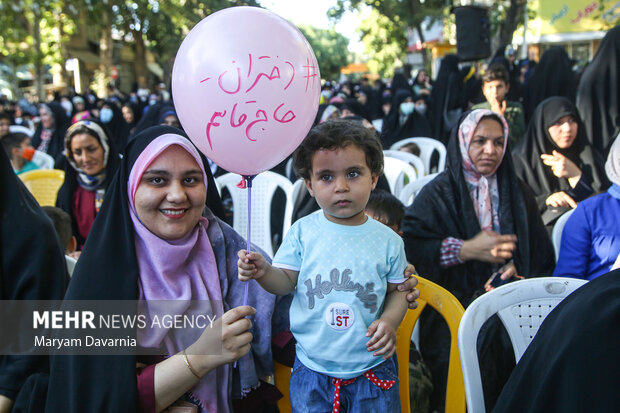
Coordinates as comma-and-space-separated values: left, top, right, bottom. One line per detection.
237, 250, 267, 282
366, 319, 397, 360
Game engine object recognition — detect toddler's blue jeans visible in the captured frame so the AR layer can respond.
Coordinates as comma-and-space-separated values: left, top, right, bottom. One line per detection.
289, 355, 401, 413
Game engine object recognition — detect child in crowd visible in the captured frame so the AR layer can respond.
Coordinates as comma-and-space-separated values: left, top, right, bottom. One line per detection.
472, 62, 526, 148
0, 132, 39, 174
365, 189, 405, 235
42, 206, 79, 275
238, 120, 409, 412
364, 190, 434, 413
0, 112, 11, 139
398, 142, 421, 157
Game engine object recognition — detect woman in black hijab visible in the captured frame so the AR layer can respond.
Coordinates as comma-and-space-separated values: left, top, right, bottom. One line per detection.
0, 147, 66, 410
380, 89, 432, 149
122, 101, 142, 135
30, 102, 70, 163
428, 54, 465, 142
513, 96, 608, 226
401, 109, 555, 412
523, 47, 576, 122
576, 26, 620, 157
45, 126, 275, 413
98, 99, 130, 152
493, 269, 620, 413
132, 103, 180, 137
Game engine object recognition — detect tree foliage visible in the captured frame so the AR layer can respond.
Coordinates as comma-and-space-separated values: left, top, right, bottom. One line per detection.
298, 25, 350, 81
358, 9, 406, 77
331, 0, 529, 76
0, 0, 76, 98
0, 0, 262, 98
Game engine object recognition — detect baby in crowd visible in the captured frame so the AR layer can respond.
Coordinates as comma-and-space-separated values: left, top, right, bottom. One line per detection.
238, 120, 409, 412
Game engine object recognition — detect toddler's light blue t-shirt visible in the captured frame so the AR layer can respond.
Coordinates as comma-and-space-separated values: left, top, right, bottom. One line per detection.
273, 210, 408, 379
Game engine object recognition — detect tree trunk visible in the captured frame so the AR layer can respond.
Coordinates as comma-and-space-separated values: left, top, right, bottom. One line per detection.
498, 0, 526, 49
32, 5, 45, 101
57, 16, 70, 93
96, 9, 113, 98
133, 29, 148, 89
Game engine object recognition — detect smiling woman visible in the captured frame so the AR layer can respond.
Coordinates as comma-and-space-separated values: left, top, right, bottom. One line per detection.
133, 145, 207, 240
56, 119, 120, 248
43, 125, 277, 413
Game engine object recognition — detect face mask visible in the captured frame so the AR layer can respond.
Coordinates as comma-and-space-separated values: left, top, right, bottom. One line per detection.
400, 102, 415, 117
99, 107, 113, 123
415, 103, 427, 116
149, 99, 157, 106
21, 146, 35, 161
60, 101, 73, 117
321, 90, 332, 100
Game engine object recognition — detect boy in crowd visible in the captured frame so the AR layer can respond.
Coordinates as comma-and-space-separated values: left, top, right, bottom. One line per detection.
1, 132, 39, 175
473, 63, 526, 148
42, 206, 79, 276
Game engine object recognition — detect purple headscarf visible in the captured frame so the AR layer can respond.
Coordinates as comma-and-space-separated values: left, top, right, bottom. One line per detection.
128, 134, 229, 413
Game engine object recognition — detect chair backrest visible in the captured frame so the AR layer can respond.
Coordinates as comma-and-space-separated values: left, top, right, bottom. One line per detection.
458, 277, 587, 412
283, 179, 306, 238
372, 118, 383, 133
397, 275, 466, 413
274, 274, 466, 413
398, 172, 439, 206
383, 156, 418, 197
32, 150, 55, 169
19, 169, 65, 206
274, 360, 293, 413
65, 255, 77, 277
552, 209, 576, 261
215, 171, 294, 258
9, 124, 34, 137
383, 150, 425, 178
390, 137, 447, 175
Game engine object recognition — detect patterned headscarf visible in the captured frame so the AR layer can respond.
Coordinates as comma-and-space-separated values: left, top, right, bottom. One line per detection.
458, 109, 509, 231
64, 119, 111, 191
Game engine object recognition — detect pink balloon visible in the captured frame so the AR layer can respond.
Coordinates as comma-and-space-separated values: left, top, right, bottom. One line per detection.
172, 7, 321, 176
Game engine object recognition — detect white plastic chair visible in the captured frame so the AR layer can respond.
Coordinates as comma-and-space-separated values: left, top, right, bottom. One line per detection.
66, 255, 77, 277
10, 125, 34, 137
390, 137, 447, 174
284, 179, 306, 237
383, 150, 425, 178
382, 156, 418, 197
458, 277, 587, 413
372, 118, 383, 133
398, 172, 439, 206
552, 209, 576, 261
215, 172, 294, 258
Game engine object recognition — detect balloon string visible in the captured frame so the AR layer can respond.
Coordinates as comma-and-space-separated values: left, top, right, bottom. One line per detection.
235, 174, 254, 370
243, 175, 254, 307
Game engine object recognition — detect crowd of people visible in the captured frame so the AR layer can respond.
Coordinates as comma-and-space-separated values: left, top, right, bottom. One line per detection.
0, 24, 618, 413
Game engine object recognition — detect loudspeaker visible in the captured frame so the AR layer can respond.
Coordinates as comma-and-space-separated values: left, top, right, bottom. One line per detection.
452, 6, 491, 61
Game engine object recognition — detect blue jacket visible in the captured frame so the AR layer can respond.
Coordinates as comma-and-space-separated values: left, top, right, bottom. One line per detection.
554, 185, 620, 280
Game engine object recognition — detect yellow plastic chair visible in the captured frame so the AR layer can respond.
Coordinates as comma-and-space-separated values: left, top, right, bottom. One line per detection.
19, 169, 65, 206
397, 275, 466, 413
273, 275, 466, 413
274, 359, 292, 413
